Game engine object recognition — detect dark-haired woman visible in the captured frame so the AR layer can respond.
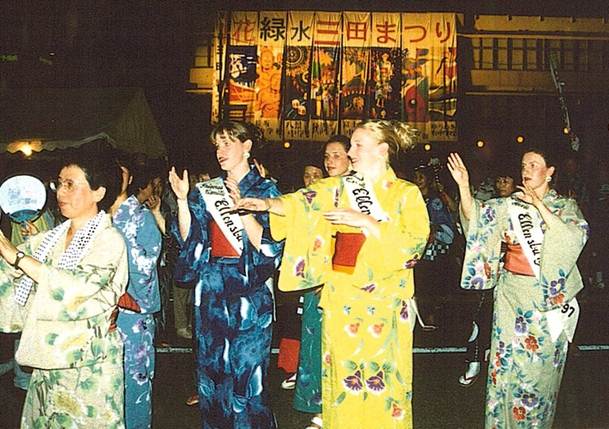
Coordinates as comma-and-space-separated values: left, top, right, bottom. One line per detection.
0, 156, 128, 428
169, 121, 283, 428
448, 150, 588, 428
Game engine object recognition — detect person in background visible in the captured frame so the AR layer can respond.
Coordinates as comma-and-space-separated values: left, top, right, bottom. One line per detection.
278, 162, 325, 391
458, 167, 517, 386
412, 163, 455, 328
293, 135, 351, 429
169, 121, 283, 428
237, 119, 430, 428
111, 157, 162, 429
448, 149, 588, 428
0, 151, 127, 428
303, 165, 323, 188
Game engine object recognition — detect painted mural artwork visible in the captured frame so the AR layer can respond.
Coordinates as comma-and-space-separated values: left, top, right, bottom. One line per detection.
212, 11, 457, 142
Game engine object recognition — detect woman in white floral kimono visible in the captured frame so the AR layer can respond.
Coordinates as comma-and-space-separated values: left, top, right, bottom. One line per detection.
0, 153, 128, 429
448, 150, 589, 428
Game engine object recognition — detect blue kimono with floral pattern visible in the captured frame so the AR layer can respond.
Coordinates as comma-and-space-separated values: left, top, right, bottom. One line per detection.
113, 195, 162, 429
171, 167, 283, 429
460, 190, 588, 429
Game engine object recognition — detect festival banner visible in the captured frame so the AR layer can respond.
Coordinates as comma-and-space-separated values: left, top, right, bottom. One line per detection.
211, 11, 228, 123
213, 11, 458, 143
226, 12, 259, 121
369, 12, 401, 121
340, 12, 371, 138
254, 11, 286, 141
310, 12, 341, 141
283, 11, 314, 140
402, 13, 457, 141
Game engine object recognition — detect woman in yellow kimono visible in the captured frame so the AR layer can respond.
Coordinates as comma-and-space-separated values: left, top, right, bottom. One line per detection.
238, 120, 430, 429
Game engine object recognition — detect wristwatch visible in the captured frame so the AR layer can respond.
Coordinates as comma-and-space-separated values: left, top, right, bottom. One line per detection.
12, 250, 26, 269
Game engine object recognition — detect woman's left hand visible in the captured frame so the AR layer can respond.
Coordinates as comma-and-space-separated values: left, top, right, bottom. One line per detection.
516, 183, 544, 209
225, 177, 241, 206
324, 208, 373, 229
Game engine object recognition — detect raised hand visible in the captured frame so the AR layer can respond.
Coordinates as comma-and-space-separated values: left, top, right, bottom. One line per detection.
225, 176, 241, 205
253, 158, 267, 178
168, 167, 189, 201
447, 153, 470, 189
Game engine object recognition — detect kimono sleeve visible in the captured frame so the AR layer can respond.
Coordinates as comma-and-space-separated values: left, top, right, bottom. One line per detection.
272, 184, 336, 292
127, 210, 162, 309
33, 229, 128, 321
538, 197, 589, 310
0, 241, 34, 332
170, 187, 210, 284
363, 184, 430, 272
240, 179, 284, 288
459, 198, 507, 290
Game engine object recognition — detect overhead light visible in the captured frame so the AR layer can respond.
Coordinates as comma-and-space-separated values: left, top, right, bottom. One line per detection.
563, 127, 570, 135
476, 139, 485, 148
424, 143, 431, 151
283, 141, 291, 149
516, 135, 525, 143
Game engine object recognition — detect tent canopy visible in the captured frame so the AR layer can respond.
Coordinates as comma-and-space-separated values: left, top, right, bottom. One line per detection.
0, 87, 166, 158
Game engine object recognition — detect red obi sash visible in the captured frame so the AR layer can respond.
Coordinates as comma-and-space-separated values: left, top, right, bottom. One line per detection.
209, 220, 240, 258
504, 242, 535, 277
332, 232, 366, 274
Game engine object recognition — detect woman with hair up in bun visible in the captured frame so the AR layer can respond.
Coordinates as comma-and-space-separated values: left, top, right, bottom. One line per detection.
238, 120, 430, 429
169, 121, 283, 429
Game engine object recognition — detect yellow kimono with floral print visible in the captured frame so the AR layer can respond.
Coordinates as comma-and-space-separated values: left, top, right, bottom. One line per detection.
271, 168, 429, 429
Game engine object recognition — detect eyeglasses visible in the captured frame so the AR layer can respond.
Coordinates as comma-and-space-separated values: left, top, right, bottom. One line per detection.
50, 178, 89, 192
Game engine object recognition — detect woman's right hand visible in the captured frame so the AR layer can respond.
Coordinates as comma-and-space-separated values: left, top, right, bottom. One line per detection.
236, 197, 268, 212
447, 153, 470, 189
168, 167, 189, 201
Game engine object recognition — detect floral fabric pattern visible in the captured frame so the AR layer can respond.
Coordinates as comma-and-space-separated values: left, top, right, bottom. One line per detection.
170, 167, 283, 429
271, 168, 429, 429
0, 215, 128, 428
459, 191, 588, 428
113, 195, 162, 429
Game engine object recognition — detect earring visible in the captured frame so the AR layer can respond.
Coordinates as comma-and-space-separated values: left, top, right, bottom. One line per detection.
546, 176, 552, 182
244, 152, 250, 159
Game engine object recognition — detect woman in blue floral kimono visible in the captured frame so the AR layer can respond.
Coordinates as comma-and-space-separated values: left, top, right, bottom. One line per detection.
169, 121, 283, 429
111, 160, 162, 429
448, 150, 589, 428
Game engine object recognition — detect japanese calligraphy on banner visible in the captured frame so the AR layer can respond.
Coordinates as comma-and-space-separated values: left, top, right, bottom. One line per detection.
254, 11, 286, 141
340, 12, 370, 138
402, 13, 457, 141
310, 12, 341, 141
213, 11, 457, 143
283, 12, 314, 140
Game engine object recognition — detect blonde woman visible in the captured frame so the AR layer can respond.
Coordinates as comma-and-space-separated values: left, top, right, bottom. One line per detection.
238, 120, 429, 428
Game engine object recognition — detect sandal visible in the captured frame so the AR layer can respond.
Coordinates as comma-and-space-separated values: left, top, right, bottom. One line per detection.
458, 362, 481, 387
305, 415, 323, 429
185, 394, 199, 406
281, 373, 297, 390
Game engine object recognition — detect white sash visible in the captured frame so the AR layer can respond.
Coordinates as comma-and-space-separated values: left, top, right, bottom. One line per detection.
197, 178, 244, 255
342, 174, 388, 222
508, 196, 544, 279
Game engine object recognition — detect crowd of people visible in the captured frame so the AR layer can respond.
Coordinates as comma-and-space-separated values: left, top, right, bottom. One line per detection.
0, 118, 598, 429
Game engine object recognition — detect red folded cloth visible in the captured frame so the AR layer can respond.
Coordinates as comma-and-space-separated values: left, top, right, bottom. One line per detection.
118, 292, 141, 313
332, 232, 366, 274
209, 220, 240, 258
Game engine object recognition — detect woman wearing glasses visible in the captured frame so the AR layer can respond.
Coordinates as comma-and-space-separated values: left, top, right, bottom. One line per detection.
0, 151, 128, 428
